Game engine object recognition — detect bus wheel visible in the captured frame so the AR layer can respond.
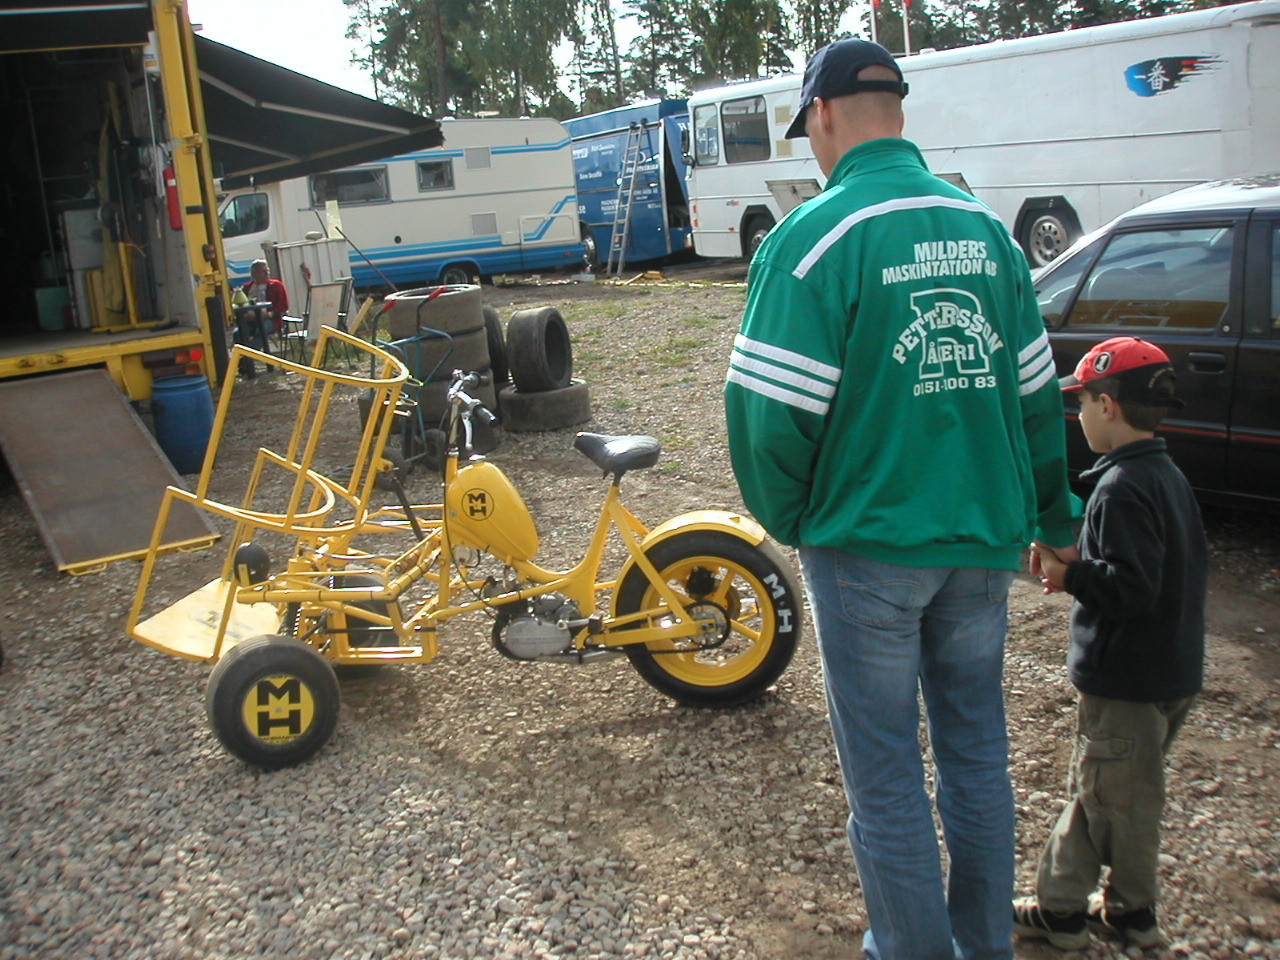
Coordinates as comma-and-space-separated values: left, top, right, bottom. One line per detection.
580, 224, 598, 271
1020, 210, 1078, 268
744, 215, 775, 259
440, 263, 474, 286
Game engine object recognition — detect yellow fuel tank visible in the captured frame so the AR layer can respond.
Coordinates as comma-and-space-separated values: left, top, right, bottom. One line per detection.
444, 461, 539, 562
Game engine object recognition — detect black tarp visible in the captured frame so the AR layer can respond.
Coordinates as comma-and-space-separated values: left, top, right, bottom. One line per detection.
0, 2, 442, 186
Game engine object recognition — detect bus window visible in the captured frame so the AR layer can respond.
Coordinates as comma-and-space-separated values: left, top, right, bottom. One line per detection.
220, 192, 268, 238
417, 159, 455, 192
693, 104, 720, 166
310, 167, 389, 206
722, 96, 769, 164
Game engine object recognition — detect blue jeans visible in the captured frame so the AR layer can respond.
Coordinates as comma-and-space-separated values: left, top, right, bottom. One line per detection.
799, 547, 1017, 960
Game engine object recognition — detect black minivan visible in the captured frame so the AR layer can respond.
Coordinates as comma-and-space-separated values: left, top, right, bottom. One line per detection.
1035, 175, 1280, 512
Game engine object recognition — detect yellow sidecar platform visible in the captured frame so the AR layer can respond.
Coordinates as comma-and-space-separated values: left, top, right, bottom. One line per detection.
128, 327, 412, 663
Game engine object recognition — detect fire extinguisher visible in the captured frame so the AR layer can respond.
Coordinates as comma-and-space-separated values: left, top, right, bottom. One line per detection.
164, 163, 182, 231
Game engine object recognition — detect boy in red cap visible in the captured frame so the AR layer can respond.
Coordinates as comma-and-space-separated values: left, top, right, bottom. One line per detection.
1013, 336, 1208, 950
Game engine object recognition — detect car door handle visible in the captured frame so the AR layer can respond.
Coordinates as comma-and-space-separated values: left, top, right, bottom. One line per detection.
1187, 352, 1226, 373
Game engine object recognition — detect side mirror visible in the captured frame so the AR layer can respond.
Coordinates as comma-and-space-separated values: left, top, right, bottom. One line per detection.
680, 129, 694, 167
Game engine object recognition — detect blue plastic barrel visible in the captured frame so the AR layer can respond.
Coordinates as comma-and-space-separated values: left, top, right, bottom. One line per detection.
152, 375, 215, 474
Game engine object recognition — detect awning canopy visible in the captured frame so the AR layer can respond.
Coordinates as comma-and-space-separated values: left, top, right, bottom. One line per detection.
0, 2, 442, 188
197, 37, 443, 188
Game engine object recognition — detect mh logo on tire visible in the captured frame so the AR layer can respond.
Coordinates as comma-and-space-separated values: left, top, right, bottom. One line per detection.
243, 674, 315, 742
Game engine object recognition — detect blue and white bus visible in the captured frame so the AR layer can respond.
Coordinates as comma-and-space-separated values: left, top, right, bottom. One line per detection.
218, 117, 585, 289
564, 100, 692, 267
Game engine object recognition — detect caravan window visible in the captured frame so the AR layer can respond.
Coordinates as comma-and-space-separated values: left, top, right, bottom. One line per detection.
220, 192, 268, 238
309, 167, 389, 206
417, 159, 455, 192
722, 96, 769, 164
693, 104, 720, 166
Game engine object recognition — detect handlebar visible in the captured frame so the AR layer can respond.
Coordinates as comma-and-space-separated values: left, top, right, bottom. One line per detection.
444, 370, 497, 452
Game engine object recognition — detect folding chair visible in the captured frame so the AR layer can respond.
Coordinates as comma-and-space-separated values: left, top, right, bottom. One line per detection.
281, 278, 354, 364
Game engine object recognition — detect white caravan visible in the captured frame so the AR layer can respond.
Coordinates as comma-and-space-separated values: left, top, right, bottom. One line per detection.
685, 1, 1280, 266
218, 117, 585, 288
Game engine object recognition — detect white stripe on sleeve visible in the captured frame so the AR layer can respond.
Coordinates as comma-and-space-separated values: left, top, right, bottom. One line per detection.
792, 195, 1004, 279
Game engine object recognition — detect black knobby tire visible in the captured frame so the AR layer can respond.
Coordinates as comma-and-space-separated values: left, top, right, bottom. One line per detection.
498, 380, 590, 432
506, 306, 573, 392
483, 306, 509, 386
205, 635, 340, 768
617, 531, 802, 707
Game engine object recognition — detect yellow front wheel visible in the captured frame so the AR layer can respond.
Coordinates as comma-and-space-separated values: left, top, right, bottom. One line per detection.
617, 531, 803, 706
205, 635, 340, 768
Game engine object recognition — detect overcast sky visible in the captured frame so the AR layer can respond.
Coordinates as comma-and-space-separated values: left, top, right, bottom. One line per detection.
187, 0, 377, 98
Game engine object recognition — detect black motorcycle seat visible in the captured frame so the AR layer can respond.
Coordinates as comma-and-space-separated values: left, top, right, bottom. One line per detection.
573, 432, 661, 478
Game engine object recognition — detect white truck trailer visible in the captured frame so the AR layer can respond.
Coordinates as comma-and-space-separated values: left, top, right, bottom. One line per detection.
685, 1, 1280, 266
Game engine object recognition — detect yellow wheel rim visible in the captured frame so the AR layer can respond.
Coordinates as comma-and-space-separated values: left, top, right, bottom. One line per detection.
640, 554, 773, 687
241, 674, 316, 745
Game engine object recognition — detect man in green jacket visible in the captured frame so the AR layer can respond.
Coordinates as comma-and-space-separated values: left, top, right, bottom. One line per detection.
724, 39, 1079, 960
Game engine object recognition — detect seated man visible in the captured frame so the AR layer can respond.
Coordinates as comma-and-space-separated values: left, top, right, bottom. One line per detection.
242, 259, 289, 332
234, 260, 289, 377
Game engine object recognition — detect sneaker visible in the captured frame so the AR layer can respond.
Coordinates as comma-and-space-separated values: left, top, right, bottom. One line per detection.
1086, 892, 1163, 948
1012, 896, 1090, 950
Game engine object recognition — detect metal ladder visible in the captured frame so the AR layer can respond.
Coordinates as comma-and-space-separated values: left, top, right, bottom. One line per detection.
606, 123, 644, 277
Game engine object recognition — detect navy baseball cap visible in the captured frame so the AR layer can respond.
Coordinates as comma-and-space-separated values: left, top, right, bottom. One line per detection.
785, 39, 909, 139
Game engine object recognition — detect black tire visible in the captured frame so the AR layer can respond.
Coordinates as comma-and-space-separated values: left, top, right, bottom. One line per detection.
617, 532, 802, 707
743, 215, 775, 259
440, 263, 474, 286
1020, 209, 1080, 268
406, 371, 498, 425
282, 574, 400, 678
383, 285, 483, 340
506, 306, 573, 392
498, 379, 591, 432
398, 327, 489, 383
205, 635, 340, 768
483, 306, 509, 386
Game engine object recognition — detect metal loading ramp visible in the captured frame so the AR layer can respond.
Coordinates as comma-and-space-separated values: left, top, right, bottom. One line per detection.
0, 370, 218, 574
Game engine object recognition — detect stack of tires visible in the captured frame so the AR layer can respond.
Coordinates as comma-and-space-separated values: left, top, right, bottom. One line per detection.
497, 306, 592, 432
383, 284, 499, 417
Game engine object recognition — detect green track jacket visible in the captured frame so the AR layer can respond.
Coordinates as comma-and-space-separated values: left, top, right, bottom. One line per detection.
724, 138, 1079, 570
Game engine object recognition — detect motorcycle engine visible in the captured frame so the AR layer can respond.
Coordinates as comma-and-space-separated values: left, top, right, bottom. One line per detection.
492, 593, 582, 661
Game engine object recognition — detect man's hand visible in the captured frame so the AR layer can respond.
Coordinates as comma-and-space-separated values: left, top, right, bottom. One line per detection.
1030, 541, 1076, 594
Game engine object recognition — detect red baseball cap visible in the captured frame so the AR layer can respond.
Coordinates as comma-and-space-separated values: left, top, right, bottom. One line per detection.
1060, 336, 1184, 408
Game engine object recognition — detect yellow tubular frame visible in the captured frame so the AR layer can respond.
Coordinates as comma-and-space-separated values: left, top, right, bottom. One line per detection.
129, 331, 769, 668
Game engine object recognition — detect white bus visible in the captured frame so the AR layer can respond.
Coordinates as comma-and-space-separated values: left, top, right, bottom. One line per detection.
685, 0, 1280, 267
218, 117, 585, 288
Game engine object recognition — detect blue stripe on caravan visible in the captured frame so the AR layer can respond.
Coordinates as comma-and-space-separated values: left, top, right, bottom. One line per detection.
521, 195, 577, 242
492, 138, 572, 154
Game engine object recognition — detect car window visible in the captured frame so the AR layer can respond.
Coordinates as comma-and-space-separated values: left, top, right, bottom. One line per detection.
1272, 224, 1280, 330
1034, 236, 1103, 327
1065, 225, 1233, 332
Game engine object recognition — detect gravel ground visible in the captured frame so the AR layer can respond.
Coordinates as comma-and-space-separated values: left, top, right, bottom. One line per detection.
1, 262, 1278, 960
